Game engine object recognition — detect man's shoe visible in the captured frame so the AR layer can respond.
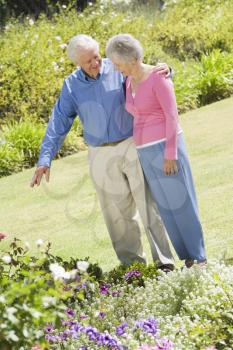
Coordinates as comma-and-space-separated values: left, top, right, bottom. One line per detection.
158, 264, 175, 273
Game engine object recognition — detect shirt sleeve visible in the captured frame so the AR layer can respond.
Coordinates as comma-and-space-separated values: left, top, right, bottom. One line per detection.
153, 73, 179, 160
37, 80, 77, 167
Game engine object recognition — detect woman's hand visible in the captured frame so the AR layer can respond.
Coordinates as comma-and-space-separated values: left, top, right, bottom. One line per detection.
164, 159, 178, 176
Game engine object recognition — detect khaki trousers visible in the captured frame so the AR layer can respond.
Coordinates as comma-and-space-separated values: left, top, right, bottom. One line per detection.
88, 137, 174, 266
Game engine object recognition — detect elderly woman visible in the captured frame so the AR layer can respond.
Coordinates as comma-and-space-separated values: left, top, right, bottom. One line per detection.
106, 34, 207, 268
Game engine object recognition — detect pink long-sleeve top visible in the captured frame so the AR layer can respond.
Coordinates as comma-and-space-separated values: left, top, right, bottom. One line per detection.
125, 71, 182, 160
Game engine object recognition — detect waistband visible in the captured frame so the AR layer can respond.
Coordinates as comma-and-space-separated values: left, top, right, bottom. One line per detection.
99, 138, 128, 147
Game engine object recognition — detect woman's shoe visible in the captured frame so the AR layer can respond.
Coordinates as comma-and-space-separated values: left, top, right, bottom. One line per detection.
196, 259, 207, 267
184, 259, 194, 268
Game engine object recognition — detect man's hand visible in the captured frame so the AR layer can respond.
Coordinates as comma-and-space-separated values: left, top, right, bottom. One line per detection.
164, 159, 178, 176
154, 62, 171, 78
30, 166, 50, 187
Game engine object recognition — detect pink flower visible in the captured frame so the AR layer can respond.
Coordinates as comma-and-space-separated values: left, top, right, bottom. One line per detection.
31, 346, 43, 350
205, 347, 217, 350
0, 232, 7, 240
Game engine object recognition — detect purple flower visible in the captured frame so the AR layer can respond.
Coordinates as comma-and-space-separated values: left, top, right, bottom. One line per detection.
137, 338, 173, 350
155, 337, 174, 349
76, 281, 87, 291
85, 326, 100, 341
45, 334, 60, 342
112, 290, 120, 297
61, 320, 77, 327
99, 283, 111, 294
98, 311, 106, 319
66, 308, 75, 318
135, 318, 158, 336
116, 322, 129, 336
44, 323, 54, 333
97, 331, 119, 346
124, 269, 141, 281
80, 313, 88, 320
71, 322, 85, 333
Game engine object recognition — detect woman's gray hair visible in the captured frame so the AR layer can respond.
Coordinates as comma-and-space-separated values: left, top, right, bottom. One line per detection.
106, 34, 143, 63
67, 34, 99, 64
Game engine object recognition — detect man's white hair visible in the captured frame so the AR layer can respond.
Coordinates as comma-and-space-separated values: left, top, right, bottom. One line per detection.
67, 34, 99, 64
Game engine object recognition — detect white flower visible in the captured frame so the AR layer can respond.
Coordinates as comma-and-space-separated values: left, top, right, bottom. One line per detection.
42, 296, 57, 307
62, 4, 67, 8
22, 303, 29, 311
0, 295, 6, 303
35, 239, 43, 247
35, 330, 43, 338
77, 261, 89, 272
52, 61, 59, 71
31, 310, 42, 319
54, 35, 62, 41
23, 328, 29, 337
29, 18, 34, 26
7, 330, 19, 342
25, 241, 30, 249
6, 307, 18, 324
69, 269, 78, 280
89, 283, 96, 291
59, 43, 67, 50
49, 263, 66, 280
2, 255, 11, 264
63, 271, 71, 280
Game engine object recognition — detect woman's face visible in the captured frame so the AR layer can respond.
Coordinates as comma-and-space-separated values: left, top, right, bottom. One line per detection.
111, 57, 134, 76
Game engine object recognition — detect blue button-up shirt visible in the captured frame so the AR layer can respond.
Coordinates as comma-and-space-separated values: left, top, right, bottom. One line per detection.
38, 58, 134, 167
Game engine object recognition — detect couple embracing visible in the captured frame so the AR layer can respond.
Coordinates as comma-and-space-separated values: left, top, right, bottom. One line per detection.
31, 33, 207, 270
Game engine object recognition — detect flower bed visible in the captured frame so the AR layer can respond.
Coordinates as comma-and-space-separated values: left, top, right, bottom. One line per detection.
0, 235, 233, 349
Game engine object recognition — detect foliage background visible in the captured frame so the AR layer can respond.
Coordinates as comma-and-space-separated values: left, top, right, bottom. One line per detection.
0, 0, 233, 177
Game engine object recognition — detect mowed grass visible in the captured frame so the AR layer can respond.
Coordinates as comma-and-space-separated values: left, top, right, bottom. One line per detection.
0, 97, 233, 270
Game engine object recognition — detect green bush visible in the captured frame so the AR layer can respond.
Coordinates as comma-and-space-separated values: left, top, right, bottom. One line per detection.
1, 1, 232, 126
0, 0, 233, 177
0, 143, 24, 177
197, 50, 233, 105
0, 118, 86, 178
3, 119, 46, 167
154, 0, 233, 60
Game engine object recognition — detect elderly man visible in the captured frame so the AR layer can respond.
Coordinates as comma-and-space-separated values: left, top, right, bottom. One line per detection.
30, 34, 174, 270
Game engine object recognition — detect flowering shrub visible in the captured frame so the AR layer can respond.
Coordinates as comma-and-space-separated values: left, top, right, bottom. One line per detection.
0, 238, 101, 349
45, 316, 173, 349
1, 237, 233, 349
105, 261, 159, 287
44, 262, 233, 349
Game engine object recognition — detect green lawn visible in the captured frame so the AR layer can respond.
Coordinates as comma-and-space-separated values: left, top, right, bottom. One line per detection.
1, 97, 233, 271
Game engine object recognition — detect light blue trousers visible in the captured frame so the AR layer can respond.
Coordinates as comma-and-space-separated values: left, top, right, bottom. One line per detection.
137, 134, 206, 261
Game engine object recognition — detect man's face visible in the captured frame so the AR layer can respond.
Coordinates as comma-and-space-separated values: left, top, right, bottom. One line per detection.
78, 47, 102, 79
